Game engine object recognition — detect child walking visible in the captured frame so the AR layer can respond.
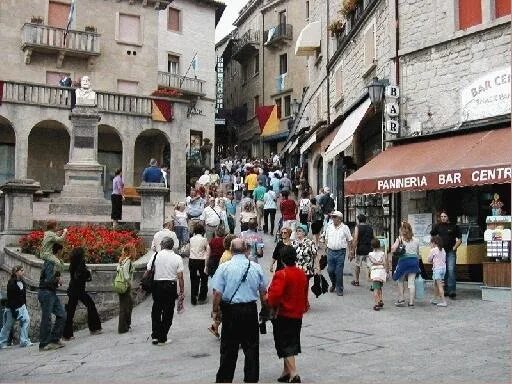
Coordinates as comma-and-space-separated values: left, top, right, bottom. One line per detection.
367, 238, 388, 311
428, 235, 447, 307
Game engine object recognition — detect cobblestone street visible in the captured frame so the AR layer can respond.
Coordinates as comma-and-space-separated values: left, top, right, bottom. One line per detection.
0, 231, 509, 383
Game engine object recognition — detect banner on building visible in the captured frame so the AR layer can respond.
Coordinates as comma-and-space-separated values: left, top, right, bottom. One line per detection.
256, 105, 279, 136
152, 99, 174, 122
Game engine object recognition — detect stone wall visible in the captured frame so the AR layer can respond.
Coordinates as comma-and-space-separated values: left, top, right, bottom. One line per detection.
0, 247, 150, 341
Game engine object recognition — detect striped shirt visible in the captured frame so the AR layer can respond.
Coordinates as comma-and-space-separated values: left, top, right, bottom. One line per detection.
211, 254, 268, 303
324, 222, 353, 250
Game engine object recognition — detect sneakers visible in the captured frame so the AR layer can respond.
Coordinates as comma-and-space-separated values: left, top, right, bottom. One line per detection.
157, 340, 171, 346
198, 298, 208, 305
394, 300, 406, 307
39, 342, 63, 351
289, 375, 301, 383
151, 339, 159, 345
90, 329, 103, 335
20, 342, 34, 348
437, 302, 448, 307
430, 298, 438, 305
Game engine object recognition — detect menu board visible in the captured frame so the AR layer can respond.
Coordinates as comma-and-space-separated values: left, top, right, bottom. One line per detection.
408, 213, 433, 245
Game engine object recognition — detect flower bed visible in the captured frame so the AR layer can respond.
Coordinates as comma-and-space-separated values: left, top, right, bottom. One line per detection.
19, 226, 146, 263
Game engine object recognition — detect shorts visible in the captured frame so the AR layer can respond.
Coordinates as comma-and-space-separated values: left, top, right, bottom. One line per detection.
372, 281, 383, 290
432, 267, 446, 281
353, 254, 367, 267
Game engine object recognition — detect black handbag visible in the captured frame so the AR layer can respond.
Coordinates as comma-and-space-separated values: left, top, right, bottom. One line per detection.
140, 252, 158, 293
319, 254, 327, 270
394, 238, 406, 257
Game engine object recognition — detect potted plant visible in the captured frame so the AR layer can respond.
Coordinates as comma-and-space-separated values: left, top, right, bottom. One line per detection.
328, 19, 346, 37
30, 16, 43, 24
340, 0, 358, 17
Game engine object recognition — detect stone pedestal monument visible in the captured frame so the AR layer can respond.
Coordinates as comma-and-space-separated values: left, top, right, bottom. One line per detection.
0, 179, 40, 249
49, 76, 110, 215
137, 182, 168, 246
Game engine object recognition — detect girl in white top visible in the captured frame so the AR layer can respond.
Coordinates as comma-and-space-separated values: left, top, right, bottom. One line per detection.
367, 238, 389, 311
173, 202, 189, 248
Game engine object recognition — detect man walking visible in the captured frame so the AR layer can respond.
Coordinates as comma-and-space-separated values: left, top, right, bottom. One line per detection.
200, 197, 224, 240
253, 181, 266, 231
324, 211, 353, 296
151, 220, 180, 253
319, 187, 335, 223
211, 238, 268, 383
349, 214, 374, 287
147, 237, 185, 346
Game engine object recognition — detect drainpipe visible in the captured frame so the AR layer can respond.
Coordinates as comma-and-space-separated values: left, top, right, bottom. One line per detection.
393, 0, 401, 244
261, 8, 265, 156
395, 0, 400, 85
326, 0, 331, 125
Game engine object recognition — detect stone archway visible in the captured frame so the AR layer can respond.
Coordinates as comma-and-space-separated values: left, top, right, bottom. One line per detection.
27, 120, 70, 191
0, 116, 16, 184
98, 125, 123, 197
134, 129, 170, 185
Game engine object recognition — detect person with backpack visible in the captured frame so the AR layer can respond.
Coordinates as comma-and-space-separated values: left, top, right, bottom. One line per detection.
319, 187, 335, 224
115, 244, 136, 334
63, 247, 102, 340
349, 214, 374, 288
298, 191, 311, 229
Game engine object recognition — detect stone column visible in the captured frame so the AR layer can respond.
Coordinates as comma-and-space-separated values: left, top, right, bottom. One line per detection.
49, 106, 110, 215
136, 182, 168, 246
14, 132, 29, 179
169, 141, 187, 204
0, 179, 40, 249
123, 137, 135, 187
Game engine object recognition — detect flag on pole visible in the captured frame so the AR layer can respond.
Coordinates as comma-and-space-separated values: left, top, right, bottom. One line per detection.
64, 0, 76, 44
191, 54, 198, 72
256, 105, 279, 137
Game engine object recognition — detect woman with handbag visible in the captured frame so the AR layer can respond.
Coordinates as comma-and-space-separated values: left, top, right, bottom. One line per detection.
117, 245, 136, 334
63, 247, 102, 340
391, 222, 420, 308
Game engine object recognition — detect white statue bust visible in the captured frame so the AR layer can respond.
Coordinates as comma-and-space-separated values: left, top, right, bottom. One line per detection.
75, 76, 96, 106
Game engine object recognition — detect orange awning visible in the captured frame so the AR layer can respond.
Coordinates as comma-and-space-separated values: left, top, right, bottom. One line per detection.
344, 128, 512, 195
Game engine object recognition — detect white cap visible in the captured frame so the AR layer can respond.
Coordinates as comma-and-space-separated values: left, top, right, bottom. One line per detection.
330, 210, 343, 218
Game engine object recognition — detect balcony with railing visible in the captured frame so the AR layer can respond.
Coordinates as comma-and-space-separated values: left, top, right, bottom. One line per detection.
263, 24, 293, 48
21, 23, 101, 68
232, 30, 260, 62
0, 80, 183, 118
157, 71, 206, 97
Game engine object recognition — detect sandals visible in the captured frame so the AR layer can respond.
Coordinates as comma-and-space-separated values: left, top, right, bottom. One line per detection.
394, 300, 406, 307
350, 280, 360, 287
207, 325, 220, 339
277, 374, 290, 383
378, 301, 384, 308
373, 305, 381, 311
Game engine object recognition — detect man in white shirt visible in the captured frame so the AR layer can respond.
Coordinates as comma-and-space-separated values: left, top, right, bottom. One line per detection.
200, 197, 223, 240
324, 211, 353, 296
146, 237, 184, 345
152, 221, 179, 253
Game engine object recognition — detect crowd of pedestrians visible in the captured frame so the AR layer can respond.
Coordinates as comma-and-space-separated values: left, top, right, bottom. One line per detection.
0, 154, 462, 383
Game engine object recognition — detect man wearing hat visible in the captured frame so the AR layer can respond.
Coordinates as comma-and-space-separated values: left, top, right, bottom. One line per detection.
323, 211, 353, 296
152, 220, 180, 253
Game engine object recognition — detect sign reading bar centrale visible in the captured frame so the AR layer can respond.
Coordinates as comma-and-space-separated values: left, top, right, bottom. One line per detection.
348, 166, 511, 195
461, 67, 511, 121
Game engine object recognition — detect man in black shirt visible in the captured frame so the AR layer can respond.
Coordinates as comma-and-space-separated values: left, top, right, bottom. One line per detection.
430, 211, 462, 299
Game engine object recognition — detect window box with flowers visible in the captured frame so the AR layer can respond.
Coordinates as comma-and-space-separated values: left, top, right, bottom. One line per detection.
328, 19, 346, 37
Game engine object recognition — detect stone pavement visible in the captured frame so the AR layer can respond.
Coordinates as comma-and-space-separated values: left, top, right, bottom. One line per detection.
1, 230, 510, 384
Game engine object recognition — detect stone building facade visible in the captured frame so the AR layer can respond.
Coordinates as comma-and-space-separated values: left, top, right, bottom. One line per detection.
0, 0, 223, 203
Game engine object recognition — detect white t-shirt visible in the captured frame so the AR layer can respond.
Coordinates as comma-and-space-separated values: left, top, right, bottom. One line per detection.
189, 234, 209, 260
151, 228, 179, 252
324, 222, 353, 250
299, 198, 311, 214
263, 191, 277, 210
147, 249, 184, 281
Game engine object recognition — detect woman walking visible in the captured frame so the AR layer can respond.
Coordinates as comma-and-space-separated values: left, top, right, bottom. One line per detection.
268, 245, 309, 383
298, 191, 311, 228
309, 198, 324, 245
63, 247, 102, 340
263, 187, 278, 235
349, 214, 374, 287
189, 224, 210, 305
292, 225, 318, 278
111, 168, 124, 228
391, 222, 420, 307
270, 227, 293, 273
206, 227, 226, 277
0, 266, 32, 348
117, 245, 135, 334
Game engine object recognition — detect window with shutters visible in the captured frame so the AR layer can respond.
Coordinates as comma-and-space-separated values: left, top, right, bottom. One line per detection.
495, 0, 511, 18
284, 95, 291, 117
116, 13, 142, 45
458, 0, 482, 29
363, 21, 376, 71
168, 54, 180, 74
168, 8, 181, 31
279, 54, 288, 75
48, 1, 70, 29
275, 98, 282, 119
117, 80, 139, 94
335, 63, 343, 101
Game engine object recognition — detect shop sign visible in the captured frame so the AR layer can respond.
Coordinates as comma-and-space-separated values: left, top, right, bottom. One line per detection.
385, 85, 400, 98
460, 66, 511, 121
385, 102, 399, 117
386, 119, 399, 134
364, 165, 512, 194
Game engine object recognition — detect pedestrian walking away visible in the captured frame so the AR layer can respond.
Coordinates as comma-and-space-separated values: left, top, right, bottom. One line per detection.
428, 235, 448, 307
263, 187, 277, 235
0, 266, 32, 348
189, 224, 210, 305
367, 239, 389, 311
147, 237, 185, 345
268, 245, 309, 383
63, 247, 102, 340
111, 168, 124, 228
211, 238, 268, 383
350, 214, 374, 287
324, 211, 353, 296
116, 245, 136, 334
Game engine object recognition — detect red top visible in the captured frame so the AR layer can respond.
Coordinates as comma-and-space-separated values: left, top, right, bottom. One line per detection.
209, 236, 225, 261
280, 199, 297, 221
267, 266, 309, 319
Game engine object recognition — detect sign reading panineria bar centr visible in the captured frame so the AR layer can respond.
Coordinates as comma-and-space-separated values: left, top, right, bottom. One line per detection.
375, 166, 511, 193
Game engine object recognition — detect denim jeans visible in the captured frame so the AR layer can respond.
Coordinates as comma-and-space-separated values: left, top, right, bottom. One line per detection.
0, 305, 31, 347
327, 248, 346, 294
444, 250, 457, 295
38, 289, 66, 348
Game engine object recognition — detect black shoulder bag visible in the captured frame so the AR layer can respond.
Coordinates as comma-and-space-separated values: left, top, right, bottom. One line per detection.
140, 252, 158, 293
227, 261, 251, 304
